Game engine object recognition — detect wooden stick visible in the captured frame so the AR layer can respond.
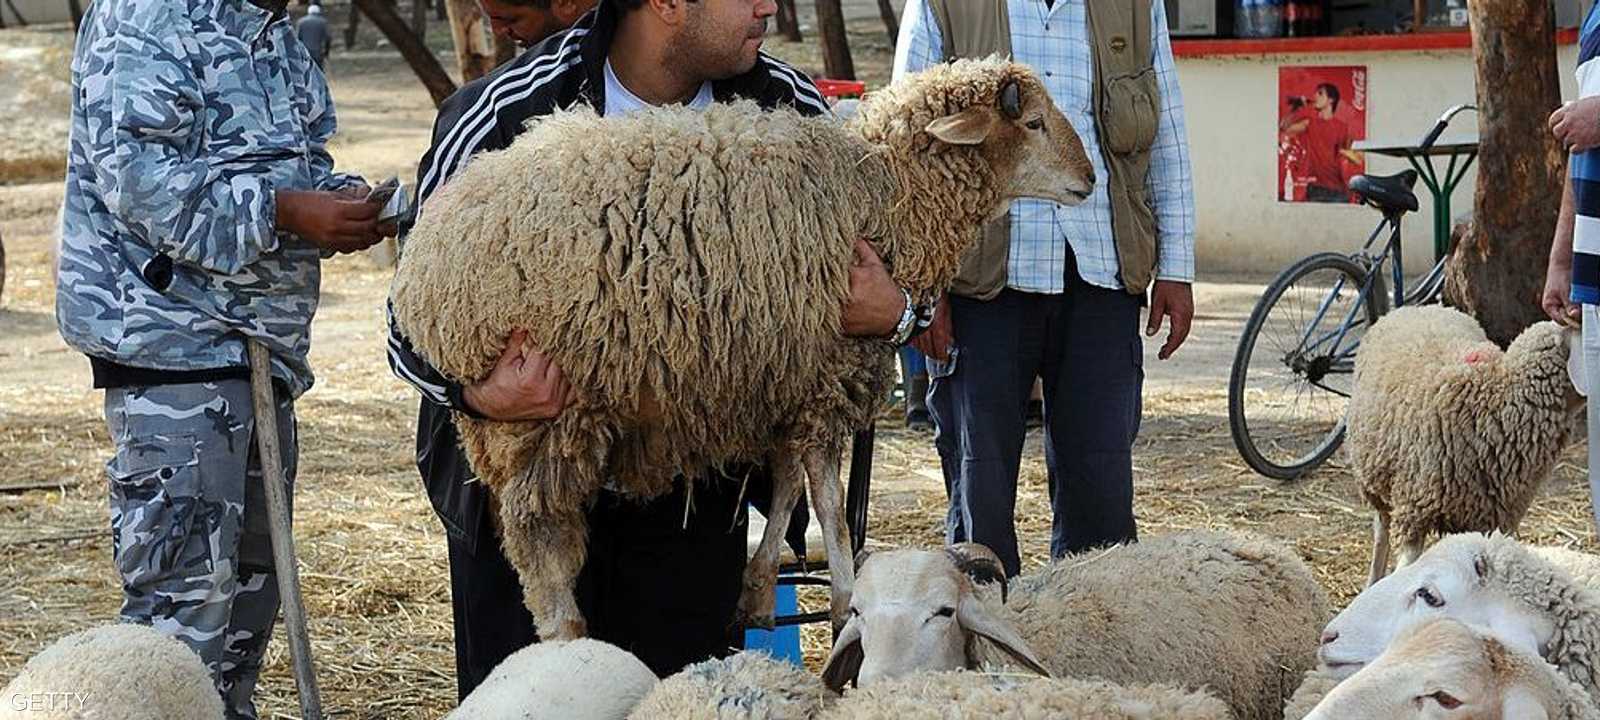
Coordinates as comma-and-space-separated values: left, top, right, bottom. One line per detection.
246, 339, 323, 720
0, 481, 76, 494
0, 529, 102, 547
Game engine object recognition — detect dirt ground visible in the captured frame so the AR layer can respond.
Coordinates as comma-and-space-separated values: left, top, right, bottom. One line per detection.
3, 17, 1597, 720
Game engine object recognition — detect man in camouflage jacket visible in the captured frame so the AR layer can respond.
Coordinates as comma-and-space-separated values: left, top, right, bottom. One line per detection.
55, 0, 389, 714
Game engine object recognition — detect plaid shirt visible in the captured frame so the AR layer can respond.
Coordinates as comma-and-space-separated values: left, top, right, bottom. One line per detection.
892, 0, 1196, 292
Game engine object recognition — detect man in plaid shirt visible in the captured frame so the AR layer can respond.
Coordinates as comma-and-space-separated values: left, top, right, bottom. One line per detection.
894, 0, 1196, 577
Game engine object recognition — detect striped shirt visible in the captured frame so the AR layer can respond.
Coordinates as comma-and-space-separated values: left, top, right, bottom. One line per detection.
892, 0, 1196, 292
1573, 1, 1600, 304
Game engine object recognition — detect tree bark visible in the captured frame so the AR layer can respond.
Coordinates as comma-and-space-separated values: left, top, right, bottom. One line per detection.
410, 0, 427, 38
776, 0, 802, 42
875, 0, 898, 43
351, 0, 457, 106
814, 0, 854, 80
1442, 0, 1565, 346
444, 0, 500, 82
344, 0, 362, 49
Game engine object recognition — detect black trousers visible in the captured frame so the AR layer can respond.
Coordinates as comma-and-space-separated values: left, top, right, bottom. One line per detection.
445, 479, 747, 699
928, 266, 1144, 577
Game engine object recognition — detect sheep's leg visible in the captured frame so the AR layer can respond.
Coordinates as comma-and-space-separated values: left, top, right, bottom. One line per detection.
1367, 510, 1391, 587
498, 501, 589, 641
803, 444, 853, 636
738, 448, 807, 630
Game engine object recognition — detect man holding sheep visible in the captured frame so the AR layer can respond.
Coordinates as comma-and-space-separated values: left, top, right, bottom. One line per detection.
387, 0, 932, 696
56, 0, 391, 715
894, 0, 1197, 577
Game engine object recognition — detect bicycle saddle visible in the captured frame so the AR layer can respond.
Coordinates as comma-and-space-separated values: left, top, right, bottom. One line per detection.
1348, 170, 1420, 213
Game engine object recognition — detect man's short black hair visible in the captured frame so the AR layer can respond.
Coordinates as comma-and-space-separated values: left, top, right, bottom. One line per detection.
1316, 82, 1341, 113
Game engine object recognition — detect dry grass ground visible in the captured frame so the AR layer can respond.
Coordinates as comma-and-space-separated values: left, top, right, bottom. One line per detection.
2, 17, 1595, 720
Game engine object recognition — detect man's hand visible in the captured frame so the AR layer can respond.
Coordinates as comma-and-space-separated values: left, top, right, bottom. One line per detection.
842, 238, 907, 337
1551, 98, 1600, 154
275, 189, 384, 253
911, 294, 954, 362
1147, 280, 1194, 361
462, 329, 576, 422
1544, 260, 1581, 329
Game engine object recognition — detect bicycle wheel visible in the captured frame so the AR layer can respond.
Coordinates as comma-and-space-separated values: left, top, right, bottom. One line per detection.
1228, 252, 1387, 480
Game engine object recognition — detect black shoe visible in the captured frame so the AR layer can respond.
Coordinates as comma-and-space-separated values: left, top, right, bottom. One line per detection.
906, 407, 933, 431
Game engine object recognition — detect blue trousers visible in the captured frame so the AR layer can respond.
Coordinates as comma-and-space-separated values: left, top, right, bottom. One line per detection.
928, 280, 1143, 577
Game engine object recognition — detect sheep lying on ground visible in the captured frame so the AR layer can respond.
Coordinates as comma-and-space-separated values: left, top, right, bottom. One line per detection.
1281, 668, 1340, 720
822, 530, 1329, 720
444, 638, 658, 720
628, 651, 828, 720
1305, 617, 1600, 720
390, 57, 1095, 640
1316, 532, 1600, 706
1348, 305, 1584, 585
818, 671, 1232, 720
0, 622, 223, 720
1538, 545, 1600, 591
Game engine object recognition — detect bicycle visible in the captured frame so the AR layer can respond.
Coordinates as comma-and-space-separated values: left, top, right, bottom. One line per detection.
1226, 104, 1476, 480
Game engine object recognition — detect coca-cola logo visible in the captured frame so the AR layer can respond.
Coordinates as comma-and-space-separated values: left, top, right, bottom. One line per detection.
1351, 69, 1368, 113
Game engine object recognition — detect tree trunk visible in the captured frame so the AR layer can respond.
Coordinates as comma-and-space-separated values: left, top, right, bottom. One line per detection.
875, 0, 898, 43
443, 0, 500, 82
1442, 0, 1565, 346
814, 0, 854, 80
344, 0, 362, 49
435, 0, 446, 21
351, 0, 457, 106
776, 0, 801, 42
410, 0, 427, 38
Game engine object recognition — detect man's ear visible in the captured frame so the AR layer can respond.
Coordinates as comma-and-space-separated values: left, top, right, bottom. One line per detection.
644, 0, 689, 24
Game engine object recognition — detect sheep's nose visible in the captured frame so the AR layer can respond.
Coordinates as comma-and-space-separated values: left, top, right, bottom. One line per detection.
1320, 630, 1339, 646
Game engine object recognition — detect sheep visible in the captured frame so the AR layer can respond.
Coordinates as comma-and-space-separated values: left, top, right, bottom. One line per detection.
1283, 542, 1600, 720
388, 57, 1096, 641
817, 671, 1233, 720
627, 651, 829, 720
1316, 532, 1600, 707
1304, 617, 1600, 720
444, 638, 659, 720
821, 530, 1330, 720
0, 622, 224, 720
1347, 305, 1584, 585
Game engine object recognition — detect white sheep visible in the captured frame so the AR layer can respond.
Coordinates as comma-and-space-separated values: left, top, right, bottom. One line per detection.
628, 651, 828, 719
822, 530, 1330, 720
0, 622, 224, 720
818, 670, 1233, 720
1348, 305, 1584, 585
444, 638, 659, 720
1315, 532, 1600, 708
389, 57, 1096, 641
1305, 617, 1600, 720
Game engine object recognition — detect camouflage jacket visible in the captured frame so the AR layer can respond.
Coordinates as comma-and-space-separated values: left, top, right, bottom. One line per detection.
56, 0, 361, 398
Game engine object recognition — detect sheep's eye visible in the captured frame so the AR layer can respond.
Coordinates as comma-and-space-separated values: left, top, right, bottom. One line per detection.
1416, 587, 1444, 608
1426, 690, 1462, 709
1025, 118, 1045, 130
934, 606, 955, 618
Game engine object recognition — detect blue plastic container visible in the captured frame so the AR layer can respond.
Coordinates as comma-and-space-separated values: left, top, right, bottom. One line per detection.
742, 583, 802, 665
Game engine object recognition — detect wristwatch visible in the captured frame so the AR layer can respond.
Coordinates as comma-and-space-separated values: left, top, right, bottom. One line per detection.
888, 287, 919, 346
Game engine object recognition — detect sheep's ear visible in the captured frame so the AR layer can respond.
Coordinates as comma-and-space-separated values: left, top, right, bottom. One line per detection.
956, 597, 1051, 679
1499, 687, 1550, 720
822, 616, 864, 693
926, 107, 997, 146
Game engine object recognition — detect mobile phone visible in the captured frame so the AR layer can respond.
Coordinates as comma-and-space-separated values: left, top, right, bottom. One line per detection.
365, 177, 400, 206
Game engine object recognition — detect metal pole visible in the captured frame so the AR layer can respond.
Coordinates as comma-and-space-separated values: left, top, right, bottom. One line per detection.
246, 339, 323, 720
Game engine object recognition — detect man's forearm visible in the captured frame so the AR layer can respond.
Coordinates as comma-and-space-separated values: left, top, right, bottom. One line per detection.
1553, 175, 1577, 271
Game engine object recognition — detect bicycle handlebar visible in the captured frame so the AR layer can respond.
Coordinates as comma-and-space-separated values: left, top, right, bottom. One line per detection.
1418, 103, 1477, 151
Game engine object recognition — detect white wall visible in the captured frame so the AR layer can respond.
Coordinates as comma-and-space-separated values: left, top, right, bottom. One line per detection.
1178, 44, 1579, 277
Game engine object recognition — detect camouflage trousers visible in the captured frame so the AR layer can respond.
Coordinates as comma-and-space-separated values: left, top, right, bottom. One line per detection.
103, 379, 296, 720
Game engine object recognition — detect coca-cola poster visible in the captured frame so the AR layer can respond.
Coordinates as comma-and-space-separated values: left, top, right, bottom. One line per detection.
1278, 65, 1367, 204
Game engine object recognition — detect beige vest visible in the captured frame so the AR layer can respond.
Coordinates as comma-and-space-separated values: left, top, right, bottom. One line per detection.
929, 0, 1162, 297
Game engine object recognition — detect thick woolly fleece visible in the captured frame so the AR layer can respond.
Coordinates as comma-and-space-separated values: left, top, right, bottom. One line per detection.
1348, 305, 1581, 551
0, 623, 224, 720
818, 671, 1232, 720
1281, 668, 1341, 720
970, 531, 1327, 720
628, 651, 828, 720
444, 638, 658, 720
389, 57, 1080, 637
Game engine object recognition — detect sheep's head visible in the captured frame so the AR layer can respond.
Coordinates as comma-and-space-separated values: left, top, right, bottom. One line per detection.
856, 57, 1095, 216
820, 544, 1050, 692
1317, 534, 1556, 682
1306, 617, 1569, 720
1502, 320, 1586, 412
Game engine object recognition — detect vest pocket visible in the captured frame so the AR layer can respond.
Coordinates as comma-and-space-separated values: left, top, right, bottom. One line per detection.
1101, 68, 1160, 156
